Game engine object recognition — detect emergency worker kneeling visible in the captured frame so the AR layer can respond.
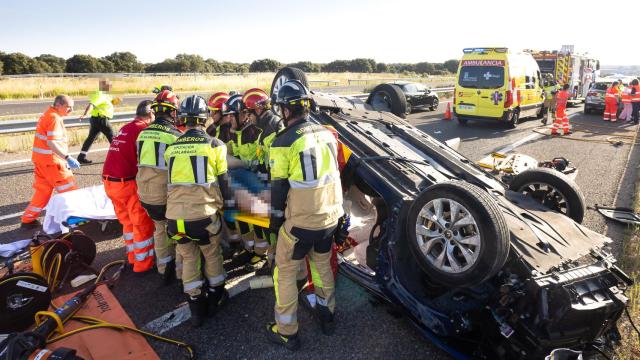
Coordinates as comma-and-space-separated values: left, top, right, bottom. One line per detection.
164, 95, 237, 327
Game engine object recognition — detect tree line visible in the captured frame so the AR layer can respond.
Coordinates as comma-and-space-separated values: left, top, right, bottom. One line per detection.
0, 51, 459, 75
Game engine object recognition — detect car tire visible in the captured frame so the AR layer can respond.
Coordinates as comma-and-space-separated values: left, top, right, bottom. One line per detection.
457, 116, 468, 125
366, 83, 408, 118
508, 167, 585, 223
407, 181, 510, 288
506, 110, 519, 128
270, 67, 309, 99
429, 98, 439, 111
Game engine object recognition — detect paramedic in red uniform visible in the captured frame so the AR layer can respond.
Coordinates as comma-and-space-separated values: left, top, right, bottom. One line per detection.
102, 100, 156, 272
603, 81, 620, 122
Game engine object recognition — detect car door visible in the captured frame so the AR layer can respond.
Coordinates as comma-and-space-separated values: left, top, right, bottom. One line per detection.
403, 84, 418, 106
414, 83, 429, 106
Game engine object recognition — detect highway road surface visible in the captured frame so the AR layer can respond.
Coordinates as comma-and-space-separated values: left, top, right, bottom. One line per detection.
0, 104, 637, 359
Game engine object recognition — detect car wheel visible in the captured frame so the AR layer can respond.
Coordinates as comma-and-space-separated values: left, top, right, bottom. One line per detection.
508, 167, 585, 223
429, 98, 439, 111
407, 181, 510, 288
270, 66, 309, 99
366, 83, 408, 118
457, 116, 468, 126
506, 111, 519, 128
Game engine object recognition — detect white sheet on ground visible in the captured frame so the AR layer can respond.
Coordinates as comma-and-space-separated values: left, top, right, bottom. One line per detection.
0, 238, 32, 258
43, 185, 116, 234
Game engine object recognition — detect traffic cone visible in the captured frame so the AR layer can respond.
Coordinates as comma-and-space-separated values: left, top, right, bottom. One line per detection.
444, 102, 452, 120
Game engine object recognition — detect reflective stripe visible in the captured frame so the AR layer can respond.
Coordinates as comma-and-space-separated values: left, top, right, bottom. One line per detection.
196, 156, 206, 184
27, 205, 43, 212
177, 219, 186, 234
275, 312, 296, 324
309, 259, 323, 288
134, 249, 154, 261
255, 241, 269, 249
316, 296, 328, 306
183, 279, 204, 292
270, 209, 284, 218
207, 274, 226, 286
55, 182, 75, 191
158, 256, 173, 265
123, 232, 134, 240
35, 133, 47, 140
126, 244, 134, 252
134, 237, 153, 249
229, 233, 240, 240
289, 171, 340, 189
301, 149, 315, 181
245, 240, 255, 247
158, 143, 167, 168
32, 147, 53, 154
47, 131, 62, 137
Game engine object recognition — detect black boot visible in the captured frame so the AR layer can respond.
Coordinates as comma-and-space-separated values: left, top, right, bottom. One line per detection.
266, 322, 300, 351
316, 303, 335, 336
77, 154, 92, 164
187, 293, 208, 327
162, 259, 176, 285
207, 284, 229, 317
231, 248, 254, 267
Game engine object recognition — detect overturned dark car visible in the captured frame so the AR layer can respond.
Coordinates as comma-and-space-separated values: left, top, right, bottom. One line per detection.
270, 68, 631, 359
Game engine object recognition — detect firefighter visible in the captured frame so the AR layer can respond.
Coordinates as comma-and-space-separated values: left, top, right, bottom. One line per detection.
205, 92, 230, 139
604, 81, 620, 122
222, 94, 268, 268
164, 95, 237, 327
102, 100, 156, 272
78, 79, 118, 164
541, 74, 558, 125
631, 79, 640, 125
551, 84, 571, 136
21, 95, 80, 228
136, 90, 183, 283
242, 88, 284, 274
267, 80, 344, 350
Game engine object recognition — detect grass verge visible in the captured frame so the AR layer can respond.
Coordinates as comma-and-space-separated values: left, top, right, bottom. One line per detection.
0, 123, 123, 153
0, 73, 454, 100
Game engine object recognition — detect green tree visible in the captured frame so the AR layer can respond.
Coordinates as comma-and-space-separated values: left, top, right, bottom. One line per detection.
0, 59, 3, 75
375, 62, 389, 73
104, 52, 144, 72
443, 59, 459, 73
145, 59, 179, 73
323, 60, 350, 72
35, 54, 65, 73
175, 54, 208, 72
415, 62, 435, 74
0, 53, 49, 74
287, 61, 321, 73
348, 58, 375, 73
65, 54, 103, 73
98, 58, 114, 73
236, 64, 249, 73
249, 58, 282, 72
206, 59, 222, 72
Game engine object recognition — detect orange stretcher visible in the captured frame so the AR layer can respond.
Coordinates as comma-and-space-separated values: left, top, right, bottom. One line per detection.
234, 212, 269, 228
46, 284, 159, 360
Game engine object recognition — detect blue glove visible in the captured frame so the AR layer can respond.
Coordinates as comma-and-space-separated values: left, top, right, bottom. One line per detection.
223, 209, 239, 223
66, 155, 80, 169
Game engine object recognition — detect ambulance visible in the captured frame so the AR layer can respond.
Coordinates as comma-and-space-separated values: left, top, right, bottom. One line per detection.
454, 47, 545, 128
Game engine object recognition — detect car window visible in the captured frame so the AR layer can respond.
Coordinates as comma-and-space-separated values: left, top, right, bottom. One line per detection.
403, 84, 417, 93
415, 83, 427, 92
458, 66, 505, 89
592, 83, 608, 91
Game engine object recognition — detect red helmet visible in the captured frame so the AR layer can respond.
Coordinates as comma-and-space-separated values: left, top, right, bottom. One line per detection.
151, 90, 180, 113
208, 92, 230, 111
242, 88, 270, 110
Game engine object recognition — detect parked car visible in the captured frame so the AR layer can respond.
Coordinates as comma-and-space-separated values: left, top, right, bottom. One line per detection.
585, 79, 626, 115
393, 81, 440, 114
271, 67, 630, 360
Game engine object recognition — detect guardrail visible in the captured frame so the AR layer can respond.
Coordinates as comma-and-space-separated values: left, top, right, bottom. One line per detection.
0, 88, 455, 135
347, 78, 453, 86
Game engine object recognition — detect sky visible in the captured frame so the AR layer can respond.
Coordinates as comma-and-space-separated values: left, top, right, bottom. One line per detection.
1, 0, 637, 66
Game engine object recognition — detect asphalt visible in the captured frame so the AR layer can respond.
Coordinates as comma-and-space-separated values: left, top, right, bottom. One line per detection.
0, 104, 637, 360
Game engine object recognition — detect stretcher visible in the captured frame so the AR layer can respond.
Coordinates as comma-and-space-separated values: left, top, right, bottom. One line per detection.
43, 185, 116, 234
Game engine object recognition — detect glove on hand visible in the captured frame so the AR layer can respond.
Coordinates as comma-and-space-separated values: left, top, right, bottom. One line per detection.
66, 156, 81, 169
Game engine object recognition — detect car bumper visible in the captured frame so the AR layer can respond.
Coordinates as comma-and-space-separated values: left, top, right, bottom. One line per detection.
453, 108, 513, 122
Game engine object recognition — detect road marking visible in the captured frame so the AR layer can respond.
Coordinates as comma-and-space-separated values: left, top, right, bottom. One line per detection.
0, 211, 23, 221
0, 147, 109, 167
141, 272, 256, 334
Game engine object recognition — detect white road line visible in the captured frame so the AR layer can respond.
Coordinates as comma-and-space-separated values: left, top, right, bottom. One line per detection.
0, 147, 109, 167
141, 272, 256, 335
0, 211, 23, 221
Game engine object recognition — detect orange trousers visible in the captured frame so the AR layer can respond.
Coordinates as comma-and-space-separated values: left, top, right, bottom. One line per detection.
103, 180, 155, 272
22, 162, 77, 224
604, 99, 618, 121
551, 107, 570, 135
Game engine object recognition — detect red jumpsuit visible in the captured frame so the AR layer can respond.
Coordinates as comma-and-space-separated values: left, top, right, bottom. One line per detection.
22, 107, 77, 224
551, 90, 570, 135
102, 116, 155, 272
604, 86, 619, 121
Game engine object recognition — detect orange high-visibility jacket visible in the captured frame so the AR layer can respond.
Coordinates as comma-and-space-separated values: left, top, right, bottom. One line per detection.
32, 107, 68, 165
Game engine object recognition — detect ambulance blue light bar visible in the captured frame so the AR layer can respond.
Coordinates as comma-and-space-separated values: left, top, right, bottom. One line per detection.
463, 47, 508, 53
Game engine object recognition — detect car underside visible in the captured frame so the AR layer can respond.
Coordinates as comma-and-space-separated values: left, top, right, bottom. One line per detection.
270, 67, 632, 359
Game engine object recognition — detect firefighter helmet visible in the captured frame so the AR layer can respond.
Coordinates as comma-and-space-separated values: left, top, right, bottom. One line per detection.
275, 80, 310, 107
221, 94, 245, 115
151, 90, 180, 114
242, 88, 271, 110
208, 92, 230, 111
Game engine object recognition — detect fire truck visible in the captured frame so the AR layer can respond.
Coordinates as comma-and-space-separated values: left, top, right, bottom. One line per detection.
529, 45, 600, 101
